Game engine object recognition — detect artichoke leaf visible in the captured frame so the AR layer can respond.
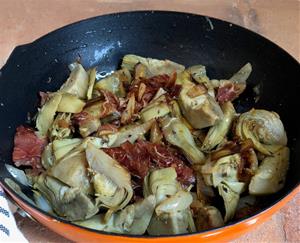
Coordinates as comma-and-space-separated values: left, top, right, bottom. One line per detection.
41, 143, 55, 169
218, 181, 245, 222
230, 63, 252, 84
33, 174, 98, 221
36, 93, 62, 136
87, 68, 96, 100
121, 54, 185, 77
201, 102, 236, 152
249, 146, 289, 195
52, 138, 82, 161
235, 109, 287, 155
57, 93, 86, 113
160, 117, 205, 164
59, 63, 89, 99
150, 121, 163, 144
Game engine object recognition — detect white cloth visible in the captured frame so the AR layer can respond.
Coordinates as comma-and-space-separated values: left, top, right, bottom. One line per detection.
0, 187, 28, 242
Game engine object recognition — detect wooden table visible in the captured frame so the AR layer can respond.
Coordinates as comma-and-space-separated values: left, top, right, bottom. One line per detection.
1, 0, 299, 242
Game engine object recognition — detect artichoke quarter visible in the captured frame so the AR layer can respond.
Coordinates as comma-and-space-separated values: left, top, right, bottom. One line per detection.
33, 174, 98, 221
235, 109, 287, 155
85, 143, 133, 219
160, 117, 205, 164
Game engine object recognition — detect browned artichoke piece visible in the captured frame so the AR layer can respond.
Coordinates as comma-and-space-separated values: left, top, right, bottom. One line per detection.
194, 205, 224, 231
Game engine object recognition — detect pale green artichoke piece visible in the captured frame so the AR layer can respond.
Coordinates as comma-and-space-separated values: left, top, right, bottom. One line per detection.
59, 63, 89, 99
106, 120, 154, 147
93, 68, 131, 98
249, 146, 289, 195
160, 117, 205, 164
86, 143, 133, 214
87, 67, 96, 100
140, 95, 170, 122
201, 101, 236, 152
121, 54, 185, 77
218, 181, 245, 222
33, 174, 98, 221
52, 138, 82, 161
75, 195, 156, 235
41, 143, 55, 169
235, 109, 287, 155
57, 93, 86, 113
178, 81, 223, 129
36, 93, 62, 136
230, 63, 252, 84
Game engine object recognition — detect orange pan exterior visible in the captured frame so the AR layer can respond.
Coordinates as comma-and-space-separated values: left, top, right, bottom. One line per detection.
2, 182, 299, 243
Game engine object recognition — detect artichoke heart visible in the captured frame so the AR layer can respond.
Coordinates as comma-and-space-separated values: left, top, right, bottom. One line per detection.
33, 174, 98, 221
249, 146, 289, 195
59, 63, 89, 99
48, 150, 92, 195
140, 95, 170, 122
194, 205, 224, 231
201, 101, 236, 152
57, 93, 86, 113
93, 68, 131, 97
160, 117, 205, 164
75, 195, 156, 235
36, 93, 62, 136
121, 54, 185, 77
87, 67, 96, 100
86, 143, 133, 213
178, 82, 223, 129
235, 109, 287, 155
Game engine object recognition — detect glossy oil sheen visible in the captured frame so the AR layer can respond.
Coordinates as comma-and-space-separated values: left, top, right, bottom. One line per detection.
0, 11, 299, 242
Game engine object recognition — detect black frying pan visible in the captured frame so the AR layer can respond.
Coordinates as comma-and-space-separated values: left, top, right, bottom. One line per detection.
0, 10, 299, 238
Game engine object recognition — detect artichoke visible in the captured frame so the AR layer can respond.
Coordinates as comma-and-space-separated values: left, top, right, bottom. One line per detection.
86, 143, 133, 217
93, 68, 131, 98
57, 93, 86, 113
178, 81, 223, 129
121, 54, 185, 77
48, 149, 92, 195
194, 205, 224, 231
160, 117, 205, 164
249, 146, 289, 195
41, 143, 55, 169
52, 138, 82, 161
201, 102, 236, 152
87, 67, 96, 100
75, 195, 156, 235
235, 109, 287, 155
218, 181, 245, 222
49, 112, 72, 140
140, 95, 170, 122
33, 174, 98, 221
106, 120, 154, 147
36, 93, 62, 136
59, 63, 89, 99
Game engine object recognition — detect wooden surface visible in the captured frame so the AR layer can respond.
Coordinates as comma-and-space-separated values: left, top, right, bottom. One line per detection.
1, 0, 299, 242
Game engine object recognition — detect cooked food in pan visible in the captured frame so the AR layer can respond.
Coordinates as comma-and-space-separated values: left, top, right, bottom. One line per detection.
7, 54, 289, 235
